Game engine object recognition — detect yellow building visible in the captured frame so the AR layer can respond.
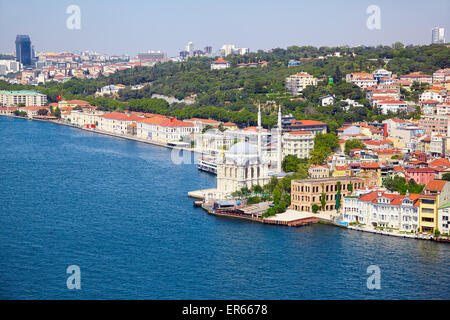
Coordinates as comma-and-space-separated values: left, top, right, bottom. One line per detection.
333, 165, 352, 177
387, 137, 406, 150
58, 99, 90, 108
419, 180, 450, 233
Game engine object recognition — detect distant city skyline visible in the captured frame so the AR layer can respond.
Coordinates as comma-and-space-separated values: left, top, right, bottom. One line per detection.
0, 0, 449, 57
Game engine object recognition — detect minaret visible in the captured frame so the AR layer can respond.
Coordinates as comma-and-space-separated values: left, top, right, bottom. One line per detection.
257, 103, 262, 157
277, 106, 282, 173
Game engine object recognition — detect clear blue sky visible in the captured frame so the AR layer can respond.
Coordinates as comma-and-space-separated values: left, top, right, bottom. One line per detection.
0, 0, 449, 57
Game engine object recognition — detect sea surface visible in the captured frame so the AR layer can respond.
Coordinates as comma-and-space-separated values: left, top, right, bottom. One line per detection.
0, 116, 449, 299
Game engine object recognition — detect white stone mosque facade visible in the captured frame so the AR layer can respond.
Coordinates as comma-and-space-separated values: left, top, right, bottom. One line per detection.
216, 105, 283, 195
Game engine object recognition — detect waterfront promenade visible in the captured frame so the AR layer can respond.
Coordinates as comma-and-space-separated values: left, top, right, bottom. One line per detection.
3, 115, 448, 243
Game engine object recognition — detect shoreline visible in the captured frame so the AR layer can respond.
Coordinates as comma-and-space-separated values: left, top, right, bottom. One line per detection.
3, 115, 448, 243
1, 114, 199, 153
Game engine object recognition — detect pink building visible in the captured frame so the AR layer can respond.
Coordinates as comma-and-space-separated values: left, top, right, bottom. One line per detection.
405, 168, 435, 185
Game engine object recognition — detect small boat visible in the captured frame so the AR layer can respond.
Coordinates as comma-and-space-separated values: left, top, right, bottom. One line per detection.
193, 200, 203, 207
197, 157, 217, 174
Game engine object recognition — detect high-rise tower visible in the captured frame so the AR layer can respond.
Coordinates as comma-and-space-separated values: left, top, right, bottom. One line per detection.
431, 27, 445, 44
15, 35, 32, 66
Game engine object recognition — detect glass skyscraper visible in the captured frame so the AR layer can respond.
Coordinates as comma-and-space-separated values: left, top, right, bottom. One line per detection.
15, 35, 32, 66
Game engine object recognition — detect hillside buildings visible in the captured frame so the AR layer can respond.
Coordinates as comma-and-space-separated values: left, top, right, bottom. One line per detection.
282, 131, 315, 160
285, 72, 318, 95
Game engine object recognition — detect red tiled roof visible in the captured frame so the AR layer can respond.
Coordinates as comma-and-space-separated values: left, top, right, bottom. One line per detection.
422, 100, 439, 104
292, 120, 327, 126
428, 158, 450, 168
406, 168, 435, 173
289, 131, 313, 135
211, 57, 229, 64
185, 118, 221, 124
100, 112, 142, 121
139, 116, 166, 125
360, 162, 380, 169
64, 100, 90, 105
20, 106, 49, 111
424, 180, 447, 192
160, 117, 194, 127
359, 191, 379, 202
377, 100, 406, 104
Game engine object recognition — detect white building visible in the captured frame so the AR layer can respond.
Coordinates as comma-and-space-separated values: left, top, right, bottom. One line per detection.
342, 191, 421, 232
97, 112, 143, 135
431, 27, 445, 44
216, 142, 269, 195
319, 95, 335, 106
372, 68, 392, 83
432, 68, 450, 83
18, 106, 49, 118
210, 57, 230, 70
64, 110, 105, 127
220, 44, 249, 56
285, 72, 318, 95
0, 90, 47, 107
97, 84, 126, 96
375, 100, 408, 114
193, 129, 235, 155
420, 91, 444, 103
282, 131, 314, 160
342, 98, 364, 111
438, 203, 450, 235
186, 41, 194, 55
137, 116, 199, 143
430, 134, 444, 156
221, 44, 237, 56
0, 60, 21, 75
351, 78, 377, 89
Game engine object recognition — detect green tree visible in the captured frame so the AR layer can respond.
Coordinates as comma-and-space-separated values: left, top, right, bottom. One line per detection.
312, 204, 320, 213
348, 182, 353, 193
344, 139, 366, 155
282, 154, 301, 172
309, 133, 339, 165
273, 186, 281, 205
442, 173, 450, 181
53, 106, 61, 118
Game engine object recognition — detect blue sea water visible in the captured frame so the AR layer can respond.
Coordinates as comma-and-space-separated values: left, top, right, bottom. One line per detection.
0, 116, 449, 300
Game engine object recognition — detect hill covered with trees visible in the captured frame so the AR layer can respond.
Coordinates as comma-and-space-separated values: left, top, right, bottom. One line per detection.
1, 43, 448, 129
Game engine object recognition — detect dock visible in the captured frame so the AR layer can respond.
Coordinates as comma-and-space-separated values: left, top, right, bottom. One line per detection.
197, 202, 320, 228
264, 210, 321, 227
